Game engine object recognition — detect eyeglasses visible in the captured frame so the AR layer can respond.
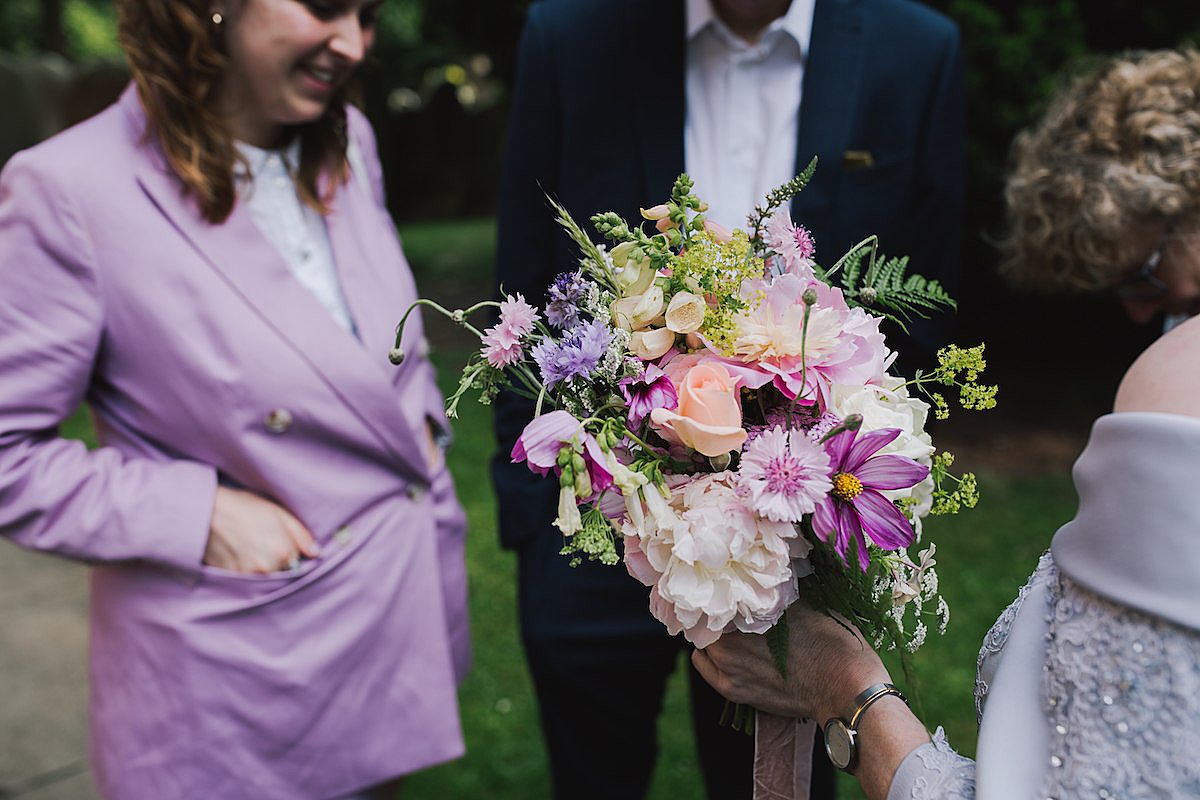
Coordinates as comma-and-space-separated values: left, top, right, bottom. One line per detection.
1114, 234, 1170, 301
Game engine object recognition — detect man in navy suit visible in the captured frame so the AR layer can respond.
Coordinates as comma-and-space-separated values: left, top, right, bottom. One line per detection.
493, 1, 965, 797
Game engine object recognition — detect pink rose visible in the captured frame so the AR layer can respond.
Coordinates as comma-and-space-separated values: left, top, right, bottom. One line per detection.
649, 361, 746, 457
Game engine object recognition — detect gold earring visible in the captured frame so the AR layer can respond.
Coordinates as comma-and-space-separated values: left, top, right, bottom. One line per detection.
211, 10, 224, 24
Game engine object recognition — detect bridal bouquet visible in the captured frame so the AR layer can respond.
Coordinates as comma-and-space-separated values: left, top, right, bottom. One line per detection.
394, 160, 994, 659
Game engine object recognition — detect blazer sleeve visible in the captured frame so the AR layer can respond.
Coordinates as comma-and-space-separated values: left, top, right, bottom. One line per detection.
490, 3, 566, 549
0, 152, 217, 571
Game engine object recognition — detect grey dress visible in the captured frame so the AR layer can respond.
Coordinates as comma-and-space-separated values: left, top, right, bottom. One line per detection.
888, 413, 1200, 799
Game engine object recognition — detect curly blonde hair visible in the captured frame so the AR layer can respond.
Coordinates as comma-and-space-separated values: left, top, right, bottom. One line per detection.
115, 0, 350, 224
1002, 49, 1200, 292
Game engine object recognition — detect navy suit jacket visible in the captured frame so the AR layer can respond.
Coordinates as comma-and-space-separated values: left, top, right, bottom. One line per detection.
494, 0, 965, 637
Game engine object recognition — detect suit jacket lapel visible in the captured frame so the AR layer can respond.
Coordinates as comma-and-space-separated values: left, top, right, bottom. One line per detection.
792, 0, 865, 220
121, 90, 431, 483
630, 0, 686, 202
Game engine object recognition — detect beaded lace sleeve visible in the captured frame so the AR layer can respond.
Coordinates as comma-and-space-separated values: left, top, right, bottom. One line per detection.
1037, 572, 1200, 798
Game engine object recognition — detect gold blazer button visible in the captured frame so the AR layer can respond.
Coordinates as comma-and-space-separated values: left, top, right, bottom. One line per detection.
264, 408, 293, 434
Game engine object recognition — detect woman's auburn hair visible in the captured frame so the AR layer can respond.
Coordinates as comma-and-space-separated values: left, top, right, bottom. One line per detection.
115, 0, 351, 224
1002, 48, 1200, 293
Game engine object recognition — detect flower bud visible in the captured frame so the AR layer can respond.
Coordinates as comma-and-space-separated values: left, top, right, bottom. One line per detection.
801, 288, 818, 305
707, 452, 732, 471
702, 219, 733, 243
664, 291, 707, 334
640, 204, 670, 220
614, 248, 656, 296
860, 286, 878, 304
629, 326, 676, 360
388, 347, 406, 365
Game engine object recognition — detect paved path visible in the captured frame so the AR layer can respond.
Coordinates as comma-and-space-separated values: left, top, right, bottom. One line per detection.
0, 539, 98, 799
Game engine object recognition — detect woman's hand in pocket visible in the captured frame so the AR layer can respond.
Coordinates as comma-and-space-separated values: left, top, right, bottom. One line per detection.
204, 486, 320, 574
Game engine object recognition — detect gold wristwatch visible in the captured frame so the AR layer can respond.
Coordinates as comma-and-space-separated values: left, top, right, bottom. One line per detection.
822, 682, 907, 773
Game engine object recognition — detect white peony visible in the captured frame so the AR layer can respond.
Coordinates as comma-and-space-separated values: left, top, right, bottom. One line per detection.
621, 473, 809, 647
827, 376, 935, 530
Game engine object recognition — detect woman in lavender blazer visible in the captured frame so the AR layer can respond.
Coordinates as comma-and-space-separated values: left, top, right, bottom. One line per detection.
0, 1, 468, 798
693, 50, 1200, 798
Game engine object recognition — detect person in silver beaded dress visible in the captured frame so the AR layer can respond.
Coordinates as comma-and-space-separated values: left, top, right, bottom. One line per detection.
692, 49, 1200, 799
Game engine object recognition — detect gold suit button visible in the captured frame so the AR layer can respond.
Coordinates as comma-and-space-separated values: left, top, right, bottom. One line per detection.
405, 483, 427, 502
264, 408, 293, 433
334, 525, 353, 546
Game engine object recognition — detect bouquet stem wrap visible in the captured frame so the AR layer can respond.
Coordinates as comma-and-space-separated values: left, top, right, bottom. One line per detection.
754, 715, 815, 800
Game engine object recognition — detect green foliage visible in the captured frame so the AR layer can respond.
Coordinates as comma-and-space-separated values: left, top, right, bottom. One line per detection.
830, 239, 956, 328
0, 0, 118, 61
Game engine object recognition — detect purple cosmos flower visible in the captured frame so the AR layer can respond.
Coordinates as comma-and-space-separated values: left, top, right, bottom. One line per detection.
545, 270, 586, 329
510, 409, 613, 498
738, 426, 832, 523
531, 317, 613, 388
811, 427, 929, 571
619, 363, 678, 426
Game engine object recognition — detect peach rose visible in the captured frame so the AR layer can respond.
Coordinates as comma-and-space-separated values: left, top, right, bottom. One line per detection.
649, 362, 746, 457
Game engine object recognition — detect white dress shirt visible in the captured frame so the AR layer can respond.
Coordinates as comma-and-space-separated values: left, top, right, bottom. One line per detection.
236, 140, 357, 334
684, 0, 815, 230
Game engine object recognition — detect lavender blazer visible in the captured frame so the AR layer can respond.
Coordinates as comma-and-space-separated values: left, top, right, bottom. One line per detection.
0, 86, 469, 799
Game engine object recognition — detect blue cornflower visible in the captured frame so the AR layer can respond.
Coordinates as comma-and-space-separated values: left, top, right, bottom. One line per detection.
545, 270, 586, 329
532, 318, 614, 387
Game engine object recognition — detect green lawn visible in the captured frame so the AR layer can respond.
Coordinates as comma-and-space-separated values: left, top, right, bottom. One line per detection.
56, 218, 1082, 798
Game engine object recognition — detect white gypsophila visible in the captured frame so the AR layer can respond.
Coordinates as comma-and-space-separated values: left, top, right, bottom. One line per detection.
583, 282, 605, 319
906, 621, 928, 653
596, 328, 630, 382
827, 376, 935, 528
936, 596, 950, 633
921, 567, 939, 599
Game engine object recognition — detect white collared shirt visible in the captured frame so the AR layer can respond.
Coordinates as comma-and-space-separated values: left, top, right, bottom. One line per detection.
684, 0, 815, 230
235, 140, 356, 334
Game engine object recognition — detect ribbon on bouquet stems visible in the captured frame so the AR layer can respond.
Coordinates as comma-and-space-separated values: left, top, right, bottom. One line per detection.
753, 713, 815, 800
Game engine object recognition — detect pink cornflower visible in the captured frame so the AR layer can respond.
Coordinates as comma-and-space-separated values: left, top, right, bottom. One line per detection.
811, 427, 929, 571
499, 293, 539, 337
480, 293, 540, 368
738, 426, 832, 523
766, 209, 816, 278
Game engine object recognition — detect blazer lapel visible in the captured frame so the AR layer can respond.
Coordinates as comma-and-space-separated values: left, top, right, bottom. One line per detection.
792, 0, 865, 220
630, 0, 686, 202
122, 92, 430, 483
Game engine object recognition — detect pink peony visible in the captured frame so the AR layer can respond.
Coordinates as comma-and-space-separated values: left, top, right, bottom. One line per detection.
731, 274, 891, 403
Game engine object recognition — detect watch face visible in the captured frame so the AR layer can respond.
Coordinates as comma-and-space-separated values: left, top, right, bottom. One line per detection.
823, 719, 854, 770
